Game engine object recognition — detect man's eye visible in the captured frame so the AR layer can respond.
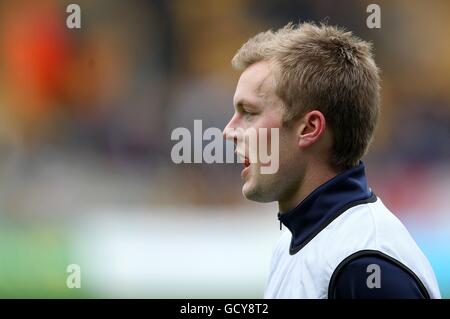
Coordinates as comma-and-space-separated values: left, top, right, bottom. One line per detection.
243, 109, 256, 117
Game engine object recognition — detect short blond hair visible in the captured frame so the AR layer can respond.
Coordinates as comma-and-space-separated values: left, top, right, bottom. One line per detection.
232, 22, 380, 170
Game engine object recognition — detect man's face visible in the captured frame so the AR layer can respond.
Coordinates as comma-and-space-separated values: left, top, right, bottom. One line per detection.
223, 61, 306, 203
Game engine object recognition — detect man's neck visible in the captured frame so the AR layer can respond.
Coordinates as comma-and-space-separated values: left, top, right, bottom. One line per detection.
278, 163, 338, 213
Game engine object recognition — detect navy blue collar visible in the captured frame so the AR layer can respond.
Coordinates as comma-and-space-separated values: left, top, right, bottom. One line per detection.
278, 162, 376, 255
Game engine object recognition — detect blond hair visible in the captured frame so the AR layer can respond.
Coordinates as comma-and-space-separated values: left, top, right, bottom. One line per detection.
232, 22, 380, 170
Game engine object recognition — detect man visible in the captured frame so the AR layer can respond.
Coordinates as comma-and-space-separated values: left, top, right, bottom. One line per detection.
223, 23, 441, 299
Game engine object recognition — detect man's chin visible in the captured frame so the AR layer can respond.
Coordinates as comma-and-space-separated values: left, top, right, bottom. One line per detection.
242, 182, 274, 203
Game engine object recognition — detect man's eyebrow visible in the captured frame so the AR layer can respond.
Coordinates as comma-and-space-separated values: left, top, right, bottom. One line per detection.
234, 99, 258, 109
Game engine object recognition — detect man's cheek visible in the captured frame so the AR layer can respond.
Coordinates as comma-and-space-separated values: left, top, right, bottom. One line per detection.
243, 129, 259, 163
260, 128, 280, 175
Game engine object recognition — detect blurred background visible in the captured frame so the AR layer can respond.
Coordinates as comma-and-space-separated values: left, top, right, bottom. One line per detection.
0, 0, 448, 298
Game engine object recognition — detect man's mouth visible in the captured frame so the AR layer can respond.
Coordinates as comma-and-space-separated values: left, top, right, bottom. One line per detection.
236, 151, 250, 167
236, 151, 251, 178
244, 157, 250, 168
241, 157, 250, 179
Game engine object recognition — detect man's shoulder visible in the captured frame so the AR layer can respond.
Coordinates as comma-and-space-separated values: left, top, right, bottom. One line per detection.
328, 250, 431, 299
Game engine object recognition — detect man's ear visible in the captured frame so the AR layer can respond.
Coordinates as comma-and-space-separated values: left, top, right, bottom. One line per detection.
298, 110, 326, 148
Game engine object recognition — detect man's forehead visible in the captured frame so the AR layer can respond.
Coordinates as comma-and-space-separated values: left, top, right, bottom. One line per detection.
234, 61, 277, 104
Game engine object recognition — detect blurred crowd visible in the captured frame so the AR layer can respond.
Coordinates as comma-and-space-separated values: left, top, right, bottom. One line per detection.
0, 0, 449, 217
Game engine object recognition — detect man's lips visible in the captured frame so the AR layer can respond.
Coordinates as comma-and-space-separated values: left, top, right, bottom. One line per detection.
236, 151, 251, 178
241, 159, 250, 179
244, 157, 250, 167
235, 151, 250, 167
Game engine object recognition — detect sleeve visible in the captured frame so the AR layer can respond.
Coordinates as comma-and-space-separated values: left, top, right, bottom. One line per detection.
328, 253, 430, 299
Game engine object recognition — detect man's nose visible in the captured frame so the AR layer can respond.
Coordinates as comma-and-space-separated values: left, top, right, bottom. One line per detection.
223, 115, 237, 141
